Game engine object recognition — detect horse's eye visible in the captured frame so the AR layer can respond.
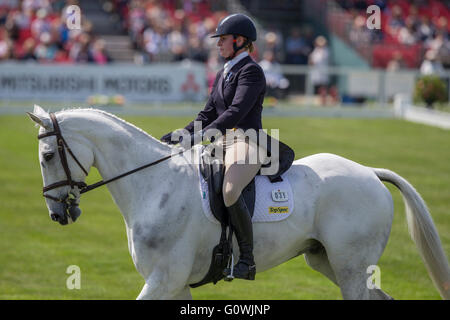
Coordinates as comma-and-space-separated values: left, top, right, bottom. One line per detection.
43, 152, 54, 161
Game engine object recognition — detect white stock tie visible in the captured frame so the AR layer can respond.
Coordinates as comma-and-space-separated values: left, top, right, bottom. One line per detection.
223, 62, 231, 78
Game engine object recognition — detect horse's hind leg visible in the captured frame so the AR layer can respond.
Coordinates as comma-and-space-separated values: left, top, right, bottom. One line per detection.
304, 243, 393, 299
325, 248, 372, 299
322, 233, 394, 300
369, 288, 394, 300
317, 212, 393, 299
304, 241, 338, 286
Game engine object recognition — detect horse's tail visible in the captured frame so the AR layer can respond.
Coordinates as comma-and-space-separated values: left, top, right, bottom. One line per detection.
373, 168, 450, 299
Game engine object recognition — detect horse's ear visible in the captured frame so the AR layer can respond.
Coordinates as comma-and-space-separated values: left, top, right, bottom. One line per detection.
27, 105, 51, 130
32, 104, 47, 116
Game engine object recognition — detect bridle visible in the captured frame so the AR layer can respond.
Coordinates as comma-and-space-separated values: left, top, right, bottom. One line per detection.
38, 113, 88, 204
37, 112, 184, 206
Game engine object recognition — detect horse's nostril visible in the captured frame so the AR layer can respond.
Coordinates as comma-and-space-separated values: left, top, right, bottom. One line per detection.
50, 213, 59, 221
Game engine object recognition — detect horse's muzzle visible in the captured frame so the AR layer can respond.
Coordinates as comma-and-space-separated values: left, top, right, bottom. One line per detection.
68, 205, 82, 222
50, 211, 69, 225
49, 203, 82, 225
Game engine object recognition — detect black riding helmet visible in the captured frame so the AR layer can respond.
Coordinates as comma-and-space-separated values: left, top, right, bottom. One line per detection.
211, 13, 257, 59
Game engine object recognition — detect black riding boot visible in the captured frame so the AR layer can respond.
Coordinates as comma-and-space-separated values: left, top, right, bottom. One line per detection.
224, 194, 256, 280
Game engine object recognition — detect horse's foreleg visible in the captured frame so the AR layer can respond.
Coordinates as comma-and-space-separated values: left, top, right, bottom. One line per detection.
137, 283, 192, 300
136, 268, 193, 300
134, 242, 197, 300
137, 283, 157, 300
171, 286, 193, 300
136, 267, 166, 300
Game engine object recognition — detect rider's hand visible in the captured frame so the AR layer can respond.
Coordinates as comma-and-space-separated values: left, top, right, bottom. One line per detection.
160, 131, 181, 145
181, 130, 205, 150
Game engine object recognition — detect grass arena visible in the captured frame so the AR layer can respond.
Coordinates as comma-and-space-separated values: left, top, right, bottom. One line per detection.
1, 109, 449, 299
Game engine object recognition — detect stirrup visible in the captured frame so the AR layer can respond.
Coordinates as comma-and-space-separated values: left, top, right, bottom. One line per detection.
223, 252, 235, 282
223, 255, 256, 281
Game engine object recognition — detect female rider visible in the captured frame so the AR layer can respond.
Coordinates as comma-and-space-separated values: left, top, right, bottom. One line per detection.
161, 14, 267, 280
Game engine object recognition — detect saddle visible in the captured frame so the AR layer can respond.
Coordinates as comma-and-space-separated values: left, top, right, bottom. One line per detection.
189, 138, 295, 288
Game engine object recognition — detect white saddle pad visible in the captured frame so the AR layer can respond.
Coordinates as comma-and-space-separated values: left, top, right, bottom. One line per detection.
198, 167, 294, 224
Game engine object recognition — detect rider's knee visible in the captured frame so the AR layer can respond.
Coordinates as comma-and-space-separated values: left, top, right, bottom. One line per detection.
223, 183, 241, 207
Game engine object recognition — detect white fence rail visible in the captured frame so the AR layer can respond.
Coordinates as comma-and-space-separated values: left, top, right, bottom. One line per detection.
279, 65, 450, 107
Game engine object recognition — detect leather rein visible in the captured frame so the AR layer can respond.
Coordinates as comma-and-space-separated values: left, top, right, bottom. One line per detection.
38, 112, 183, 204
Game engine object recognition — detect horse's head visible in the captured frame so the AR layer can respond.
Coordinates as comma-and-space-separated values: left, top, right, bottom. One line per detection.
27, 105, 94, 225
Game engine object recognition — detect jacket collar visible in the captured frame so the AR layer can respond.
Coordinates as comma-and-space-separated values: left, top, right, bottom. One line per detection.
224, 52, 249, 77
223, 55, 252, 84
228, 55, 252, 76
218, 55, 253, 103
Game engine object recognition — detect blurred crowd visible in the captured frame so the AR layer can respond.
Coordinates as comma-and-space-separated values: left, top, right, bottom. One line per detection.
337, 0, 450, 70
1, 0, 449, 69
109, 0, 230, 88
0, 0, 332, 101
0, 1, 324, 65
113, 0, 223, 63
1, 0, 449, 106
0, 0, 112, 63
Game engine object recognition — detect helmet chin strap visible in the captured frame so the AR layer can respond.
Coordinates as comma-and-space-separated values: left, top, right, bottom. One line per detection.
225, 35, 249, 61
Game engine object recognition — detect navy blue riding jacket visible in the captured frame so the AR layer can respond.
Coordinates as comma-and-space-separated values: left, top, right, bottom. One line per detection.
184, 55, 266, 135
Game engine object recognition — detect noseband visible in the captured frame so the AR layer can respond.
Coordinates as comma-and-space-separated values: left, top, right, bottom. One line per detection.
38, 113, 88, 204
37, 112, 185, 205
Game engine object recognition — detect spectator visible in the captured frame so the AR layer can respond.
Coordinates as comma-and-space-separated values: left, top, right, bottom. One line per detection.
69, 32, 92, 63
186, 35, 207, 62
435, 16, 448, 39
19, 37, 37, 61
128, 0, 146, 49
417, 15, 435, 42
309, 36, 330, 94
426, 31, 445, 53
398, 17, 418, 45
406, 4, 420, 30
285, 26, 311, 65
386, 51, 406, 71
349, 15, 371, 46
34, 31, 58, 62
260, 29, 284, 63
168, 20, 187, 61
259, 50, 290, 100
142, 24, 169, 62
420, 49, 445, 76
386, 5, 405, 39
0, 26, 12, 60
90, 38, 112, 64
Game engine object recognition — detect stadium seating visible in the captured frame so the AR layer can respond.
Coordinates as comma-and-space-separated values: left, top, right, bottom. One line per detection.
335, 0, 450, 68
0, 0, 228, 64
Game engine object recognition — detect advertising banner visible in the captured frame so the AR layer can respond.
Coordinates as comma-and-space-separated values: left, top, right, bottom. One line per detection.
0, 62, 207, 102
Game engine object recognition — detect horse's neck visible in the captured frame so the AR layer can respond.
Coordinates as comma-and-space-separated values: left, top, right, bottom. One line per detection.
67, 110, 188, 225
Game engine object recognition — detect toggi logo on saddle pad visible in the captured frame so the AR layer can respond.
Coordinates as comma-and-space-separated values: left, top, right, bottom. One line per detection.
268, 206, 289, 214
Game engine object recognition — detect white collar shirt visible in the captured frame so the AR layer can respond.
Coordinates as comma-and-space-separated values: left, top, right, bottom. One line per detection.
223, 51, 249, 79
